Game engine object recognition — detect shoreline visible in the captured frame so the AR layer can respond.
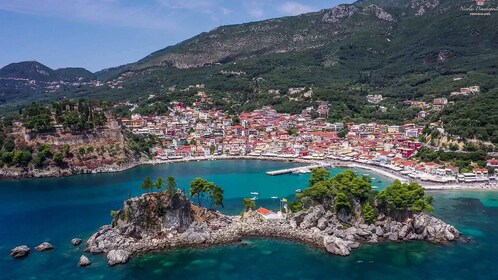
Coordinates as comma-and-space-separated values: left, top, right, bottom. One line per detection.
1, 155, 497, 192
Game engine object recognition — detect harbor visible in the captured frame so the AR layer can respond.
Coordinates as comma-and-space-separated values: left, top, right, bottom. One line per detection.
266, 164, 332, 176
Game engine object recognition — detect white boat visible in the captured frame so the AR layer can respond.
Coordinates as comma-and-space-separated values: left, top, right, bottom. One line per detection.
250, 192, 259, 195
271, 196, 278, 199
371, 186, 379, 189
250, 196, 258, 201
295, 189, 302, 193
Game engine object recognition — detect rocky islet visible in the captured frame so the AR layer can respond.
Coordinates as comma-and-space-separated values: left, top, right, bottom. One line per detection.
85, 191, 461, 265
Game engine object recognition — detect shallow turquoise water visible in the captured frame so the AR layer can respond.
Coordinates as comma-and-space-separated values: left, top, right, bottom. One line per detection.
0, 160, 497, 279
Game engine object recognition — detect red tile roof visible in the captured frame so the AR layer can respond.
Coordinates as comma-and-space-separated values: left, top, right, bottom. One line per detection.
257, 207, 272, 215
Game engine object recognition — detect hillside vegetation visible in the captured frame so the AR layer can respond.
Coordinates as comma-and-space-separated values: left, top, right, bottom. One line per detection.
1, 0, 497, 142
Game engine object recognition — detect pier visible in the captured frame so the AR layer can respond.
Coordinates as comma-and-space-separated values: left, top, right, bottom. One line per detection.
266, 164, 331, 176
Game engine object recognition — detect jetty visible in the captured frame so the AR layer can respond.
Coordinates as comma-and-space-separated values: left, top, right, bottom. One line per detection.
266, 164, 331, 176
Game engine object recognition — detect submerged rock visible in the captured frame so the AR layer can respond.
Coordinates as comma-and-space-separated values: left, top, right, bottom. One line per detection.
79, 255, 91, 267
11, 245, 30, 258
71, 238, 83, 246
35, 242, 54, 252
107, 249, 130, 266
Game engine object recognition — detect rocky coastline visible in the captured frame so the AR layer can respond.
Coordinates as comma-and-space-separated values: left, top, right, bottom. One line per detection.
86, 191, 461, 266
0, 155, 315, 180
0, 161, 141, 180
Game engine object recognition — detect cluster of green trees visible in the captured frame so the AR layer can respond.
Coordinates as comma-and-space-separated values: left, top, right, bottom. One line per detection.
22, 103, 52, 132
141, 176, 178, 195
377, 181, 433, 213
126, 132, 157, 156
189, 178, 224, 209
300, 169, 373, 213
0, 140, 71, 168
21, 100, 108, 132
415, 147, 489, 172
441, 90, 498, 144
293, 168, 433, 224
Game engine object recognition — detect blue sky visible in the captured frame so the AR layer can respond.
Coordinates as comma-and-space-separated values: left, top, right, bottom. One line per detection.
0, 0, 353, 72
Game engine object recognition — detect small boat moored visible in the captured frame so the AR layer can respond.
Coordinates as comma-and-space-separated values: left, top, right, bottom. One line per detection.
295, 189, 302, 193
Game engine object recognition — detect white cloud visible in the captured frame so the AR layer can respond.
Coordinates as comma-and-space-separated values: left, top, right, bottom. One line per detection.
278, 1, 314, 16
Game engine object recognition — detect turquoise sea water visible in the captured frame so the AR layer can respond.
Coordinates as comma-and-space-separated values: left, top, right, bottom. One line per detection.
0, 160, 497, 279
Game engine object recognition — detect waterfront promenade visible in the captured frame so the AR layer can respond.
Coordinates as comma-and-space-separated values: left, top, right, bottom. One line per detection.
143, 155, 498, 191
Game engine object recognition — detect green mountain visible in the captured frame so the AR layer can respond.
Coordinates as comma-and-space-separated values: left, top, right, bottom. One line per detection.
54, 67, 96, 82
0, 61, 57, 81
0, 61, 97, 106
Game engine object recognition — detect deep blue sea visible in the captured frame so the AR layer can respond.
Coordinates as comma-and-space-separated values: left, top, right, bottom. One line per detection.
0, 160, 497, 279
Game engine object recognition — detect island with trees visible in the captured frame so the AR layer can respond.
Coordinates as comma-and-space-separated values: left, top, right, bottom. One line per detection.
86, 170, 461, 266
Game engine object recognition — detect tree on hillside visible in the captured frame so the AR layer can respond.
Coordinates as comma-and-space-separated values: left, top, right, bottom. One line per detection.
335, 192, 351, 212
350, 177, 371, 202
189, 177, 224, 208
155, 177, 164, 192
3, 138, 15, 152
243, 198, 256, 211
376, 180, 433, 213
53, 152, 64, 167
309, 167, 331, 187
362, 202, 377, 224
209, 182, 224, 208
190, 178, 208, 206
167, 176, 177, 195
12, 150, 32, 167
23, 103, 52, 132
141, 177, 154, 193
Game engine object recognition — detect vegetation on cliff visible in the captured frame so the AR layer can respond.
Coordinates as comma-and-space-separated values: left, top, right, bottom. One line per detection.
0, 99, 129, 176
293, 168, 433, 223
190, 178, 224, 208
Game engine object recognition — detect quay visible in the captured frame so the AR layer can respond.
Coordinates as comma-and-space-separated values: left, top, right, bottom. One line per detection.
266, 164, 331, 176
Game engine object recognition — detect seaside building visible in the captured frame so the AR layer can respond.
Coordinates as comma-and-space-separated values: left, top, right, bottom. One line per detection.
256, 207, 283, 220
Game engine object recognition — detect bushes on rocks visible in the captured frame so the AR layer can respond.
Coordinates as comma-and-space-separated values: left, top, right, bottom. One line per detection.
377, 180, 433, 213
362, 202, 377, 224
295, 170, 434, 223
243, 198, 256, 211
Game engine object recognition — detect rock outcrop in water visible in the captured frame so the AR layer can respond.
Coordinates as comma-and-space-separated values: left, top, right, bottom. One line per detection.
10, 245, 30, 258
86, 191, 461, 265
71, 238, 82, 246
79, 255, 91, 267
35, 242, 54, 252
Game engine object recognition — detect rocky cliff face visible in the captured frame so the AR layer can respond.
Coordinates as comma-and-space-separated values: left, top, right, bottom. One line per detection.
86, 192, 461, 265
112, 192, 194, 239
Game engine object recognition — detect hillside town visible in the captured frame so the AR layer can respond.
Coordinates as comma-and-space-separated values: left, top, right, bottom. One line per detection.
118, 102, 496, 185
